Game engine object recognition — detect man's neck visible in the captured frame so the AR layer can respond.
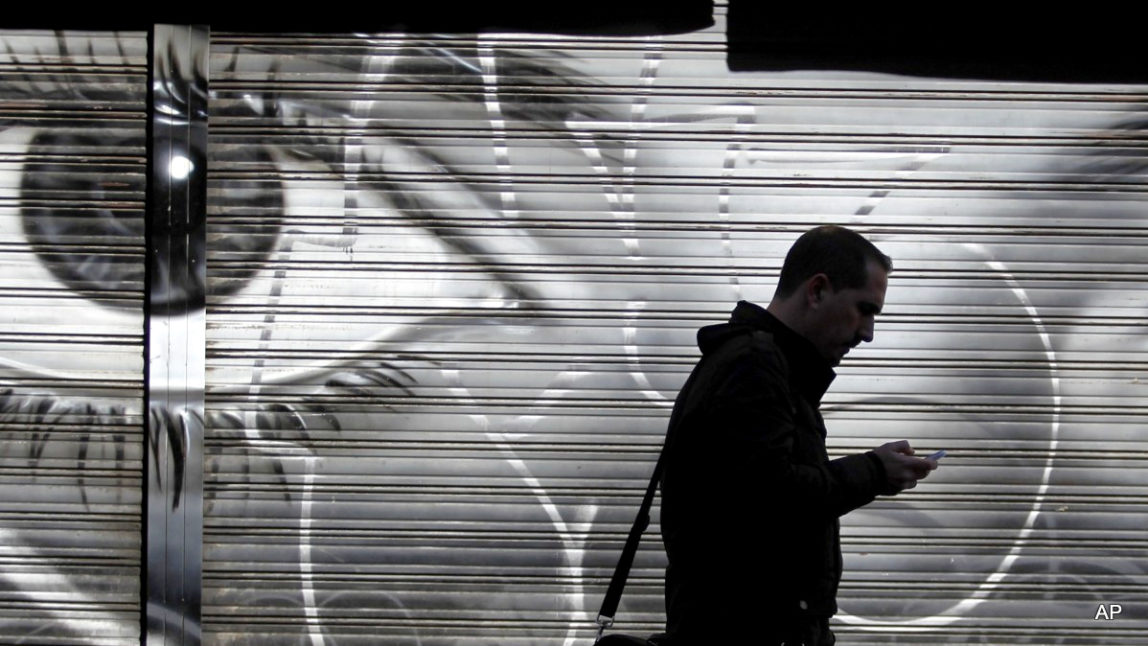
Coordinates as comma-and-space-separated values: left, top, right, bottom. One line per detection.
766, 296, 808, 341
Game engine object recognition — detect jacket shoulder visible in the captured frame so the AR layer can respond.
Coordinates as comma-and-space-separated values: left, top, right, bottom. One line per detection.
709, 329, 787, 374
693, 329, 791, 402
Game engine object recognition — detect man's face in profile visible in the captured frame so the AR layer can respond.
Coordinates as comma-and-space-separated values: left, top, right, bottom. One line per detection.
807, 259, 888, 366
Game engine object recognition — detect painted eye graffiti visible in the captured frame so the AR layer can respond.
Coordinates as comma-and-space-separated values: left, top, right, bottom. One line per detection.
19, 130, 284, 311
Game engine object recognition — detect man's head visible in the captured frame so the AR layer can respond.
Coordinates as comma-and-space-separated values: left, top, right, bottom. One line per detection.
768, 225, 892, 366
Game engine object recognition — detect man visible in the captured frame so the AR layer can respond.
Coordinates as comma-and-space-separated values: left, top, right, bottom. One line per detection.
659, 225, 938, 645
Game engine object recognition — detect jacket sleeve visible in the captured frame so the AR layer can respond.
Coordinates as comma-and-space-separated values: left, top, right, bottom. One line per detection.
827, 451, 893, 516
707, 348, 890, 520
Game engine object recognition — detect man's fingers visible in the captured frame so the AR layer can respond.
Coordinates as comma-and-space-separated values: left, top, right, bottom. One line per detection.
913, 459, 935, 477
896, 456, 934, 484
876, 441, 940, 494
886, 439, 913, 455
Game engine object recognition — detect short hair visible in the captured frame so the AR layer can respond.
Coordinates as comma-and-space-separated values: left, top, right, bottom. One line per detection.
774, 225, 893, 298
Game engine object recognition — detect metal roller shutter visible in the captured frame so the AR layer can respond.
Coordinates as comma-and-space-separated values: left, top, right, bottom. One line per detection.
203, 16, 1148, 646
0, 30, 146, 645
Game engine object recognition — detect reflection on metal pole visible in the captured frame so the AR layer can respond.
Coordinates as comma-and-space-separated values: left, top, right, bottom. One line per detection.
146, 23, 208, 646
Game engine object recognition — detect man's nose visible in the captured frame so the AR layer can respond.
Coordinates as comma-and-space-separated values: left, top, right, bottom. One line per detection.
860, 318, 876, 343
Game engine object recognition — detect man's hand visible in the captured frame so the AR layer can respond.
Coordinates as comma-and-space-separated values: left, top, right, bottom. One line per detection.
873, 440, 938, 494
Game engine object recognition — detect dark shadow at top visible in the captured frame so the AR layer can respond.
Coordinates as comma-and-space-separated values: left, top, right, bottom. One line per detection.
727, 3, 1148, 83
3, 2, 716, 37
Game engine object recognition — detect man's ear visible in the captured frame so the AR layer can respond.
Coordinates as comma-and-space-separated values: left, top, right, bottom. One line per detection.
805, 273, 831, 308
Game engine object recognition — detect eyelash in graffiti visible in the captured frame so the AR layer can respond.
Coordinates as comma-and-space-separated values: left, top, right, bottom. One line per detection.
0, 359, 417, 510
147, 405, 201, 508
0, 32, 139, 108
0, 387, 131, 509
206, 359, 424, 502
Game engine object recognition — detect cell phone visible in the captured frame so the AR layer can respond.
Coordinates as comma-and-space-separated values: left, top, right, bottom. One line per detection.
925, 450, 946, 461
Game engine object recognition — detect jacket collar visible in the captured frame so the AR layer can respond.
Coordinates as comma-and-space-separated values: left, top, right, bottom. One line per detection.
730, 300, 836, 403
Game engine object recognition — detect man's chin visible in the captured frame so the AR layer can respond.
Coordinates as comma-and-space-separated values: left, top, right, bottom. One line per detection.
817, 345, 851, 366
832, 347, 854, 366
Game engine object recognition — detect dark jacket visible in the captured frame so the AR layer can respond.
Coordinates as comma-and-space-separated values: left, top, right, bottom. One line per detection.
659, 301, 892, 641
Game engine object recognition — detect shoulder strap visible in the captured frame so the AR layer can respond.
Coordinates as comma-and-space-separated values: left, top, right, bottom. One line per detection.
595, 444, 666, 635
